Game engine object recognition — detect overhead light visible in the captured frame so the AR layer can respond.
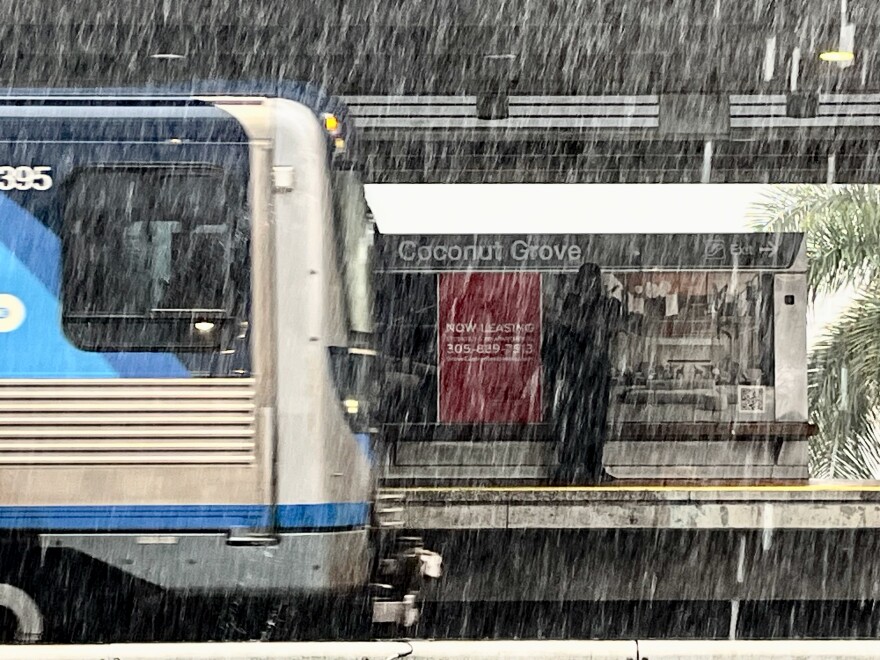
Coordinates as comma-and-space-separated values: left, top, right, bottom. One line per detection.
194, 321, 215, 333
819, 50, 855, 62
150, 53, 185, 60
820, 22, 856, 66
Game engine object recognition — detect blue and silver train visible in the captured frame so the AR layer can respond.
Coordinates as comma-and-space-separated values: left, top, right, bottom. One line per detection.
0, 84, 421, 641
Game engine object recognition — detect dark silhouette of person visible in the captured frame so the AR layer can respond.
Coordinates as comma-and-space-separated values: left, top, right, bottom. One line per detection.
544, 263, 622, 483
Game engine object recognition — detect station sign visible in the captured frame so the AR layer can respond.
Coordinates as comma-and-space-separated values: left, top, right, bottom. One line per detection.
375, 233, 805, 273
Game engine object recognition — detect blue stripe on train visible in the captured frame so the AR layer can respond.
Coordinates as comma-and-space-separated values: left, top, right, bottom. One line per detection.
0, 502, 370, 531
275, 502, 370, 529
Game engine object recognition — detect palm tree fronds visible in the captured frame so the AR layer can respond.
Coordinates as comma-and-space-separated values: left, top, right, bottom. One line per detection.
806, 287, 880, 478
749, 185, 880, 297
749, 185, 880, 478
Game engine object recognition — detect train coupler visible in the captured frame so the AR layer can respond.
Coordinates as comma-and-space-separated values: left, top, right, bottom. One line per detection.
370, 536, 442, 627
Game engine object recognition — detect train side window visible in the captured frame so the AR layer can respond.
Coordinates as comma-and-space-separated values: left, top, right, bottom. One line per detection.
331, 169, 373, 336
60, 165, 247, 351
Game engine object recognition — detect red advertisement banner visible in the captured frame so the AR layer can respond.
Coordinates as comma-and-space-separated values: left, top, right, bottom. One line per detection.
437, 272, 542, 423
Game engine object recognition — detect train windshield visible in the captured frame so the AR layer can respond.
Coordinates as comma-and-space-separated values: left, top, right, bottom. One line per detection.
61, 165, 247, 350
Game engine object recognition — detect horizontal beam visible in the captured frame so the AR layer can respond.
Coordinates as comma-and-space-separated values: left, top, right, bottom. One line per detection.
350, 93, 880, 133
359, 139, 880, 184
387, 485, 880, 530
398, 499, 880, 530
352, 92, 880, 182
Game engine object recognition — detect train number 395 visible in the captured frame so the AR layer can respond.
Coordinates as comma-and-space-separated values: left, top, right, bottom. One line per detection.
0, 166, 53, 191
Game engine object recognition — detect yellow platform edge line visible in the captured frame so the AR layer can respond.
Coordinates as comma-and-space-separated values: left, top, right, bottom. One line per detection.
386, 483, 880, 493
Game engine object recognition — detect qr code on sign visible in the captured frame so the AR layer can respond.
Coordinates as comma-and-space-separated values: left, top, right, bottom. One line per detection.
738, 386, 766, 413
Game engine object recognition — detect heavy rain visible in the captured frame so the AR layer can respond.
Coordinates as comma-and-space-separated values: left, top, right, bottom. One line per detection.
0, 1, 878, 658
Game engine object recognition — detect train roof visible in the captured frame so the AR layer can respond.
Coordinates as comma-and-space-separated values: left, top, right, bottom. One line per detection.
0, 81, 356, 158
0, 81, 349, 120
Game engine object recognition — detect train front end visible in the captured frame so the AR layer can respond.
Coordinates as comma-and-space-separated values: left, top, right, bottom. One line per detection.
0, 87, 378, 641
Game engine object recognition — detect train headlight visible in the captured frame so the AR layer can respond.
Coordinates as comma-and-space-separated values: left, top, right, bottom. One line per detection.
322, 113, 340, 134
343, 399, 360, 414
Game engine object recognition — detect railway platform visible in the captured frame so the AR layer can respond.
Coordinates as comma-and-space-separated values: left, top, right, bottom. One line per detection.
379, 483, 880, 530
378, 484, 880, 604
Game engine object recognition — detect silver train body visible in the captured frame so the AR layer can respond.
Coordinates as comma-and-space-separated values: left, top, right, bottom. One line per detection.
0, 88, 375, 608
